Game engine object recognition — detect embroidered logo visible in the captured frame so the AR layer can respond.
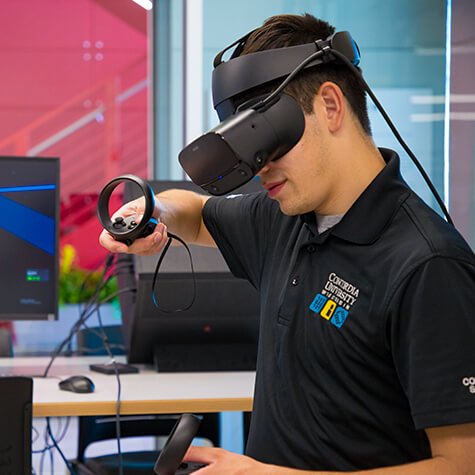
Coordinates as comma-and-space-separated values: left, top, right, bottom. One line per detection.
309, 272, 359, 328
462, 377, 475, 394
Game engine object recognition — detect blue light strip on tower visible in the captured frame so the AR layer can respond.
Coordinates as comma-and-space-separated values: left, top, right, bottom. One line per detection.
0, 195, 55, 255
0, 184, 56, 193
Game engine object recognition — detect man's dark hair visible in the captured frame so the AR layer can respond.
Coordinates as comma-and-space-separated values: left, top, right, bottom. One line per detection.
235, 13, 372, 136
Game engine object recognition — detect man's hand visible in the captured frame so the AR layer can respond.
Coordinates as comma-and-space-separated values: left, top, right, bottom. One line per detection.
99, 196, 169, 256
183, 446, 293, 474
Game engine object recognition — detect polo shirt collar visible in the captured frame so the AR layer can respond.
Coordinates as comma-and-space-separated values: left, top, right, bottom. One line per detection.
302, 148, 411, 244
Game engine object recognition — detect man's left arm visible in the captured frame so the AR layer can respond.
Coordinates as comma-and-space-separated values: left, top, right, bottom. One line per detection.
184, 422, 475, 474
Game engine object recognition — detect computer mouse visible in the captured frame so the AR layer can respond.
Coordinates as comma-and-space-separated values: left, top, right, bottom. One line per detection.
58, 375, 95, 393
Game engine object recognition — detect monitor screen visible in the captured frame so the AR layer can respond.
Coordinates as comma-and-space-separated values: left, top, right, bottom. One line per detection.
0, 156, 59, 320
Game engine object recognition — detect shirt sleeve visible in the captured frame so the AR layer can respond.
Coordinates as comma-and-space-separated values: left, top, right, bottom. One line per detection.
389, 255, 475, 430
202, 191, 276, 289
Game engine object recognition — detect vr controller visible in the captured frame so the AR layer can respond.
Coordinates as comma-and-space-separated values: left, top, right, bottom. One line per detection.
97, 174, 157, 246
154, 414, 206, 475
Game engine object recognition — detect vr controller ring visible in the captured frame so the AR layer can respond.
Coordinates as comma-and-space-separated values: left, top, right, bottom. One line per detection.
97, 174, 157, 246
153, 414, 205, 475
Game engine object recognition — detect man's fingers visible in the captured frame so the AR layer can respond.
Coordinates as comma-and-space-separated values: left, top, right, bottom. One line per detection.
99, 220, 168, 255
110, 196, 146, 221
125, 223, 168, 255
99, 229, 128, 253
183, 446, 220, 465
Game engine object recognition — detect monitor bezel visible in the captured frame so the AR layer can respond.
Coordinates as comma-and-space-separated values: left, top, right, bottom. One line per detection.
0, 155, 60, 321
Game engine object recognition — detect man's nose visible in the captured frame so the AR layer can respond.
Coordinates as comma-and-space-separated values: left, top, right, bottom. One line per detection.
258, 161, 272, 176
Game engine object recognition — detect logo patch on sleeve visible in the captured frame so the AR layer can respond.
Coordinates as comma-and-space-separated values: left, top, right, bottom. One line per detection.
309, 272, 359, 328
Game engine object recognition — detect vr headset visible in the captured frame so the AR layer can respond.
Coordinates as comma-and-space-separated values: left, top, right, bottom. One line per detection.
178, 30, 360, 196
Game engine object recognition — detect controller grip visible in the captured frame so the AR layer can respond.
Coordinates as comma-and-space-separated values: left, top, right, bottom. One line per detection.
153, 414, 205, 475
175, 461, 206, 474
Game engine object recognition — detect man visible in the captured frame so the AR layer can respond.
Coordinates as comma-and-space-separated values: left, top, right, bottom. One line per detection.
100, 13, 475, 474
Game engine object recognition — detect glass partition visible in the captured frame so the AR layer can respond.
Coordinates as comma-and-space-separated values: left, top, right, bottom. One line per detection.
201, 0, 448, 211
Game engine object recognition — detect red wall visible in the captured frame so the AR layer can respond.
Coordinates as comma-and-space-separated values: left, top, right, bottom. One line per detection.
0, 0, 150, 269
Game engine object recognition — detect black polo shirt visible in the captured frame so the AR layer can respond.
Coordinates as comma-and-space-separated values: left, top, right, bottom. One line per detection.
202, 149, 475, 471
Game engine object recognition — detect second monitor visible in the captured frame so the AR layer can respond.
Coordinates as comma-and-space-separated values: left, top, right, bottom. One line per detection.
128, 271, 260, 372
118, 179, 263, 372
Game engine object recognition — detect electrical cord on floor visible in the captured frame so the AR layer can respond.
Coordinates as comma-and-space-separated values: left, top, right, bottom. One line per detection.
39, 253, 136, 474
33, 416, 71, 454
37, 417, 69, 474
40, 233, 196, 474
96, 304, 124, 475
45, 417, 76, 475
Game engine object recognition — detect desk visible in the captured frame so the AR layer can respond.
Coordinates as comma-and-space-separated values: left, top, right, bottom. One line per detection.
0, 356, 255, 418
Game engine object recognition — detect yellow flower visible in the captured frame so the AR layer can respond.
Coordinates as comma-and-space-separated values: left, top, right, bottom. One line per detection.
61, 244, 76, 274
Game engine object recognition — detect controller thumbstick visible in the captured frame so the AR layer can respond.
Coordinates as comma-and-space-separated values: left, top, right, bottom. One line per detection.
113, 216, 126, 228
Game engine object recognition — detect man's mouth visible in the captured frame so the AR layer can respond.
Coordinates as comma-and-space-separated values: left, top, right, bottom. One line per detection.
264, 180, 286, 198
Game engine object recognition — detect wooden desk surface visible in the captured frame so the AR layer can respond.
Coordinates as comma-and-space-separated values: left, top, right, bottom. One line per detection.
0, 356, 255, 417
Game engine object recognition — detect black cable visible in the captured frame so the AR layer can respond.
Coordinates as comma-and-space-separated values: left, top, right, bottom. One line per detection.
43, 286, 135, 378
46, 417, 77, 475
39, 423, 48, 474
76, 342, 126, 354
43, 253, 118, 377
65, 253, 114, 355
329, 48, 453, 226
151, 232, 196, 312
37, 253, 134, 475
49, 436, 54, 474
256, 41, 452, 226
76, 254, 113, 320
96, 306, 124, 475
32, 416, 71, 453
260, 48, 326, 108
69, 255, 117, 340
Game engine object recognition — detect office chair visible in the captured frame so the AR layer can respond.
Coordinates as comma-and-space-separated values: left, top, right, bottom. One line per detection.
71, 325, 220, 475
0, 376, 33, 475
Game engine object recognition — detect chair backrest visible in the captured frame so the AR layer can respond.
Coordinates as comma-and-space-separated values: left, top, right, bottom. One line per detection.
0, 328, 12, 357
0, 376, 33, 475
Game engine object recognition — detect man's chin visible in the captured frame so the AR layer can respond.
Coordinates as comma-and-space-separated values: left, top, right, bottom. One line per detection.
277, 200, 300, 217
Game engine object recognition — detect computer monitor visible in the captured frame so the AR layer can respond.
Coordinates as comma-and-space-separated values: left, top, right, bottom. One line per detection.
127, 272, 260, 371
116, 179, 262, 371
0, 156, 59, 320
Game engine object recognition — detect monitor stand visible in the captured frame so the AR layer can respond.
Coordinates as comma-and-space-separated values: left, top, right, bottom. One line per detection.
152, 342, 257, 372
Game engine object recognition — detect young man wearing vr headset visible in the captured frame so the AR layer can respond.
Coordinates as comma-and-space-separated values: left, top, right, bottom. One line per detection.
100, 13, 475, 474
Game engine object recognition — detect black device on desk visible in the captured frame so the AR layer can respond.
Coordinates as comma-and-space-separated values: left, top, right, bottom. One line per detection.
116, 179, 261, 372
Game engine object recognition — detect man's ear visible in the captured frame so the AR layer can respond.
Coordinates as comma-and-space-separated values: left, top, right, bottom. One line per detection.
315, 81, 345, 133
